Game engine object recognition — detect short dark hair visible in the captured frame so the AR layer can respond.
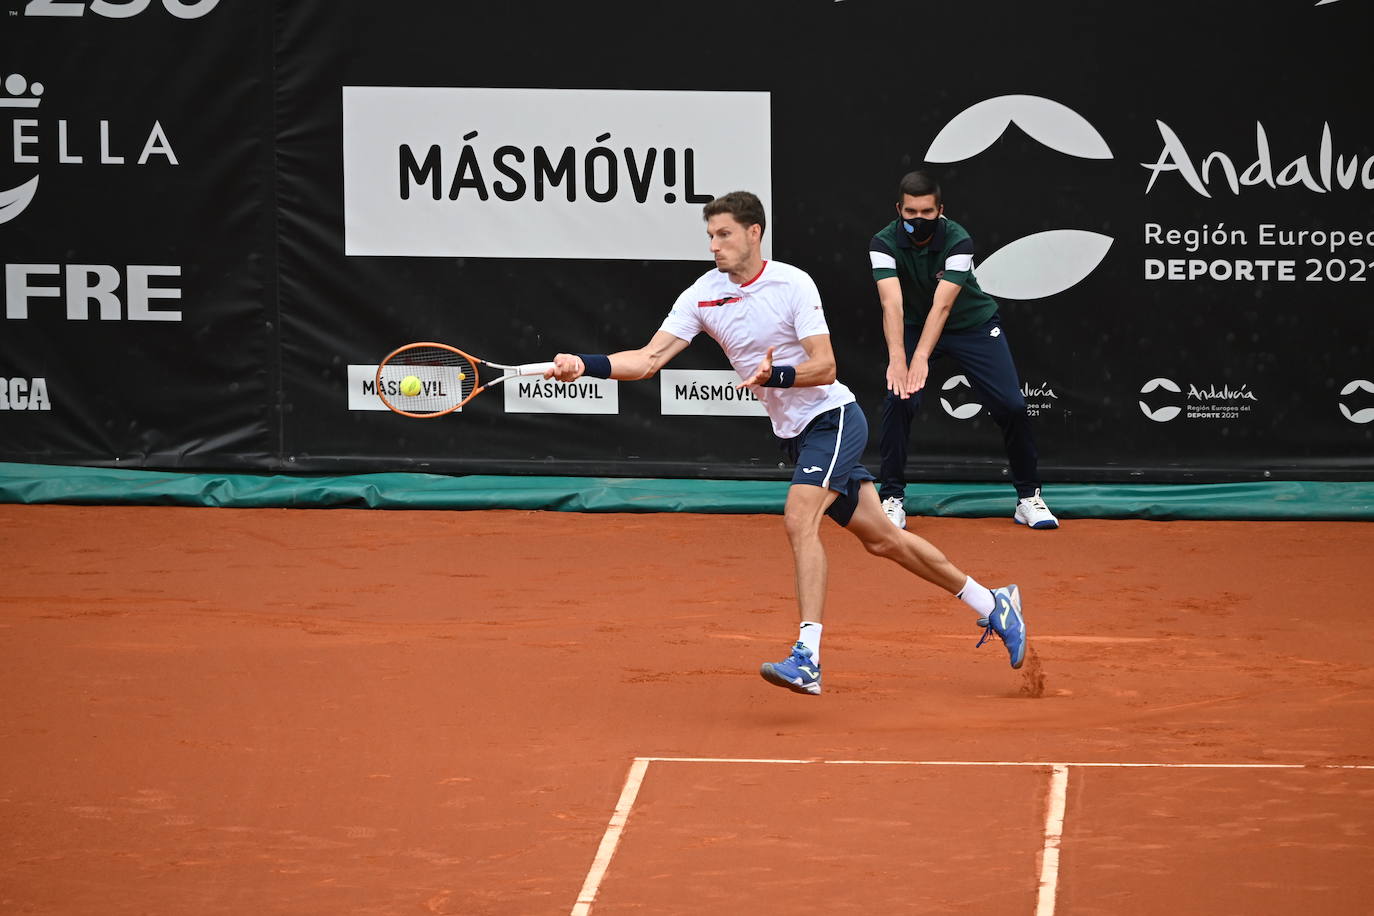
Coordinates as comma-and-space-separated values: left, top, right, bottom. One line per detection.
703, 191, 766, 239
897, 171, 942, 206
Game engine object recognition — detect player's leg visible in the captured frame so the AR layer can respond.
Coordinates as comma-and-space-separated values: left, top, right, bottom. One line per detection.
842, 481, 1028, 668
844, 483, 964, 590
760, 407, 852, 696
948, 317, 1058, 529
820, 402, 963, 592
783, 481, 840, 625
758, 483, 834, 695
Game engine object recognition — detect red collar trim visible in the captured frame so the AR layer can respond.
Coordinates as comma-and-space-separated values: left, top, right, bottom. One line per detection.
740, 261, 767, 287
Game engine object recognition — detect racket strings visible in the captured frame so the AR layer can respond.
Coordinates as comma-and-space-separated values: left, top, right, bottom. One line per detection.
378, 345, 479, 416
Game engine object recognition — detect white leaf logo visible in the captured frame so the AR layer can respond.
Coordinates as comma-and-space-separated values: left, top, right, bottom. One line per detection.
922, 96, 1114, 298
940, 375, 983, 420
925, 95, 1113, 163
1141, 378, 1181, 394
0, 176, 40, 225
1339, 379, 1374, 424
977, 230, 1114, 300
1139, 377, 1182, 422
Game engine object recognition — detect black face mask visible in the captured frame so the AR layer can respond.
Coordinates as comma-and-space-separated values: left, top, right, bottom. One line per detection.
902, 216, 939, 246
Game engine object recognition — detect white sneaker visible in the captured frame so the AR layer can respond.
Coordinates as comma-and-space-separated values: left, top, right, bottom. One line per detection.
1014, 488, 1059, 529
881, 496, 907, 529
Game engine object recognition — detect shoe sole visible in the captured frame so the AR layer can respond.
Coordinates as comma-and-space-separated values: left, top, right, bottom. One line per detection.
1013, 516, 1059, 529
998, 585, 1028, 669
1009, 623, 1027, 668
760, 664, 822, 695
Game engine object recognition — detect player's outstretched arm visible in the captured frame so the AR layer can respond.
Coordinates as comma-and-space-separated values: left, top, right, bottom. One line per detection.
546, 331, 690, 382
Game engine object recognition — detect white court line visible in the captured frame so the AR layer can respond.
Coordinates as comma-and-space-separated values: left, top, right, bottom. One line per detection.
637, 756, 1374, 769
1035, 764, 1070, 916
570, 757, 1374, 915
569, 757, 649, 916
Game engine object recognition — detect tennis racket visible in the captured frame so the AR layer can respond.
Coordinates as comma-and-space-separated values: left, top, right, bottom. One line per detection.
375, 342, 556, 419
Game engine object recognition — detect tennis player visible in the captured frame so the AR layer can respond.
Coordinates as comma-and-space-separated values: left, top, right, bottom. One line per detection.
546, 191, 1027, 695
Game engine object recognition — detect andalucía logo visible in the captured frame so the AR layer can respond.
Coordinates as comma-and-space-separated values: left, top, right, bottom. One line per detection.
924, 95, 1115, 300
1139, 377, 1259, 423
938, 375, 1059, 420
927, 90, 1369, 297
1, 72, 179, 226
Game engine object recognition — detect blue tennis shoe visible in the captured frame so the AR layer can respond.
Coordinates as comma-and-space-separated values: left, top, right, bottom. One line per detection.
760, 641, 822, 695
976, 584, 1028, 669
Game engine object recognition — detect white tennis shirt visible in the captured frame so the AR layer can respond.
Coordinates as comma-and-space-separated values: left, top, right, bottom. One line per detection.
659, 260, 855, 438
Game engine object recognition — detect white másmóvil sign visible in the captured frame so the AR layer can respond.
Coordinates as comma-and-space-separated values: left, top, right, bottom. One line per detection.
343, 87, 771, 260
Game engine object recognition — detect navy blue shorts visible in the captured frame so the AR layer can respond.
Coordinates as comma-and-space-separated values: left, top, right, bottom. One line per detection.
778, 401, 876, 526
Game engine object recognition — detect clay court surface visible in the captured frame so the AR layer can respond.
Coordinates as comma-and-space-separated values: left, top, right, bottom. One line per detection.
2, 503, 1372, 914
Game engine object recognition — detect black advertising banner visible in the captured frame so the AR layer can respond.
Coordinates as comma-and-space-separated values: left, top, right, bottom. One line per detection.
0, 0, 274, 468
3, 0, 1371, 483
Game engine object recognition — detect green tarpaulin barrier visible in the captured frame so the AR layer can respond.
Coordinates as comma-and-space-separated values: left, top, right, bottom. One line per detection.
1, 462, 1370, 520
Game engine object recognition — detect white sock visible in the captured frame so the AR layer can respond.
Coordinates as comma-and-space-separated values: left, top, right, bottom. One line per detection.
797, 621, 823, 664
957, 576, 995, 618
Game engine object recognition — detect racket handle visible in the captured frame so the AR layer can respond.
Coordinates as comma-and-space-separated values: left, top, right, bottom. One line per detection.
510, 361, 557, 377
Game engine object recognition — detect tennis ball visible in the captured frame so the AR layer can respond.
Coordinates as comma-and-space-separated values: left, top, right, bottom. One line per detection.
399, 375, 422, 396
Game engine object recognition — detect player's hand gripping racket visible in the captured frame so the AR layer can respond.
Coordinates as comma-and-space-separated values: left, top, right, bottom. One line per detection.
375, 342, 555, 418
